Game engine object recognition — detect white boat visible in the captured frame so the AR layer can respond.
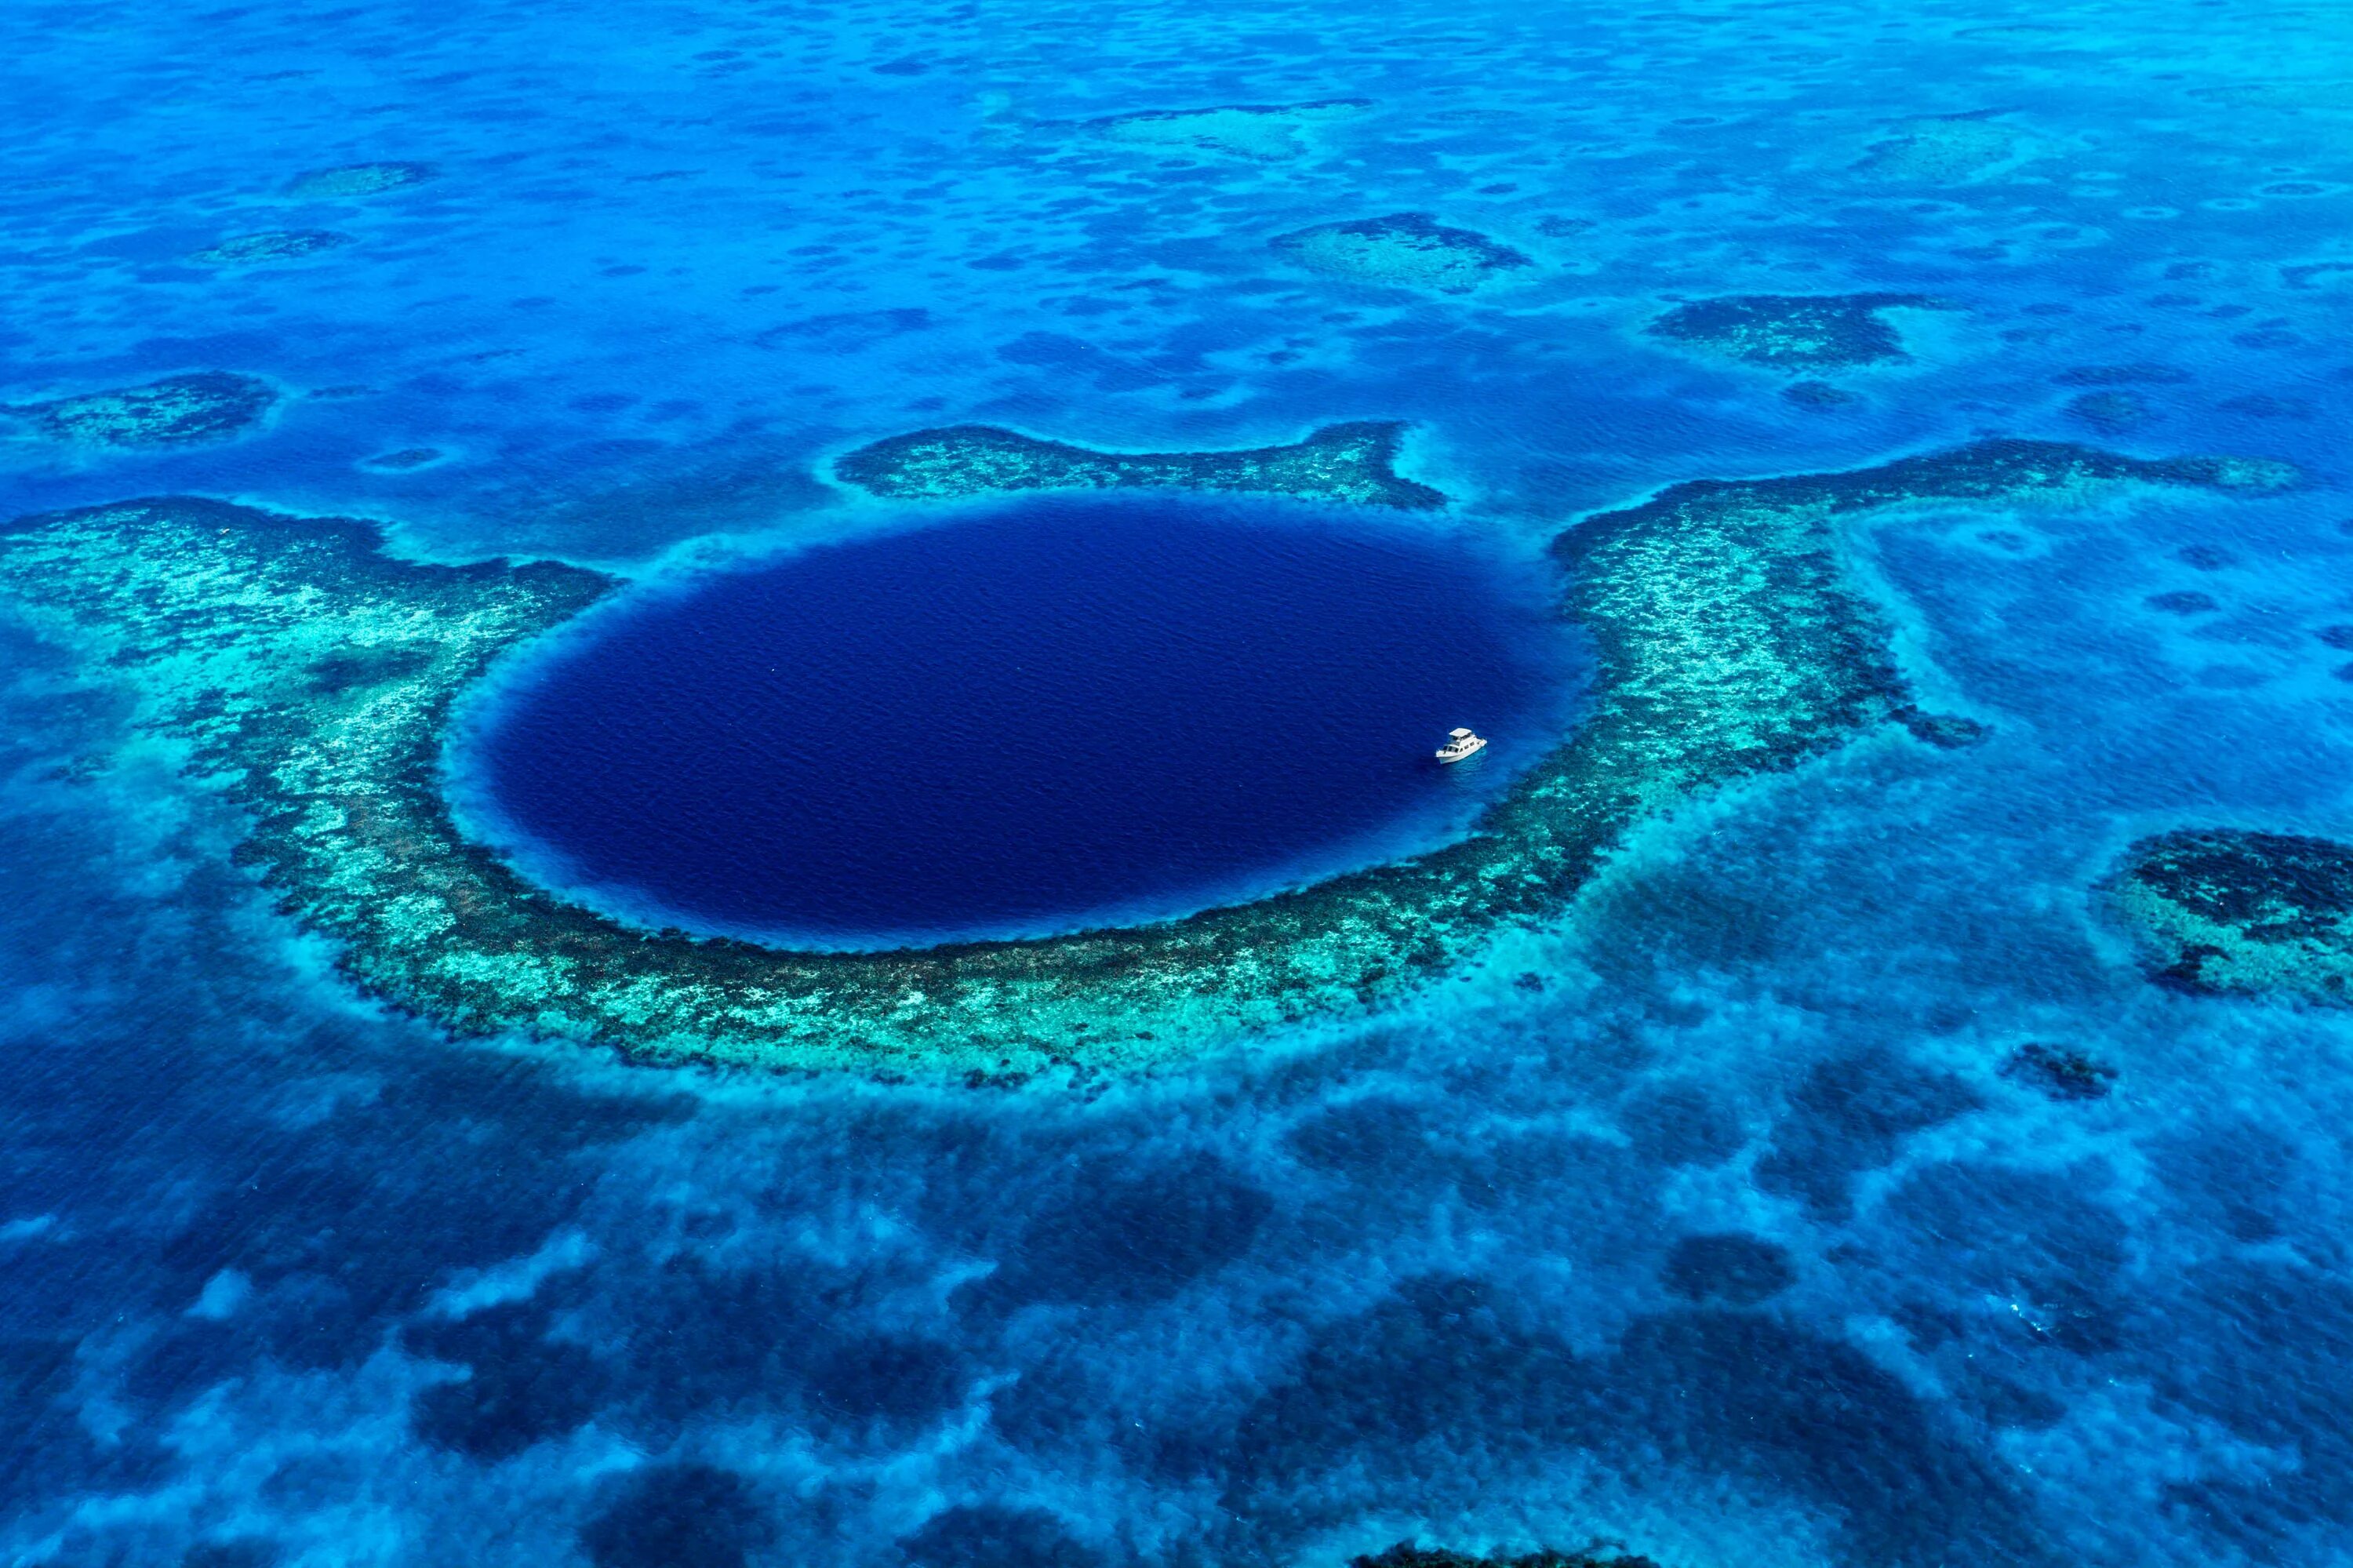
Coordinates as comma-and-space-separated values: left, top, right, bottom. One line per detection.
1435, 727, 1488, 764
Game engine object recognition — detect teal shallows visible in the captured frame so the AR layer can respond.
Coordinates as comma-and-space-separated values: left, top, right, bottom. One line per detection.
0, 433, 2293, 1081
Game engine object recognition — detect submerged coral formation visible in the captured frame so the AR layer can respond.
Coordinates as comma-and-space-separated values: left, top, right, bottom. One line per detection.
1855, 112, 2023, 180
285, 161, 438, 198
834, 420, 1444, 509
362, 447, 447, 471
0, 438, 2289, 1079
2111, 828, 2353, 1005
1351, 1546, 1660, 1568
2001, 1042, 2117, 1101
1084, 100, 1369, 160
1647, 294, 1944, 369
1270, 213, 1531, 294
9, 373, 278, 447
188, 230, 352, 266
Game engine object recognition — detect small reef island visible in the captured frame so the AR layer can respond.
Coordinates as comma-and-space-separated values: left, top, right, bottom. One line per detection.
9, 372, 279, 448
1269, 213, 1532, 294
1646, 293, 1951, 370
0, 425, 2292, 1080
2110, 828, 2353, 1005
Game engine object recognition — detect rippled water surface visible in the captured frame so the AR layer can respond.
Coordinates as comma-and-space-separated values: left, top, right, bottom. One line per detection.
4, 0, 2351, 1564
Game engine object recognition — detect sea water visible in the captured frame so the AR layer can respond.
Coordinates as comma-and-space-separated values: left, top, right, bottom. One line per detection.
456, 496, 1580, 948
3, 0, 2352, 1564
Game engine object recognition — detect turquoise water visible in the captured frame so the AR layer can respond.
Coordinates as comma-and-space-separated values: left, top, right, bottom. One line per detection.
4, 1, 2353, 1566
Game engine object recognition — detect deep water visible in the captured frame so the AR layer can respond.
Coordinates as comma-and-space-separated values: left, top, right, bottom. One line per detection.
5, 0, 2353, 1566
459, 496, 1578, 948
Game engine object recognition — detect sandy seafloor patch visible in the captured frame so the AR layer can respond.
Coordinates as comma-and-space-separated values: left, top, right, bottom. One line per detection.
3, 0, 2353, 1564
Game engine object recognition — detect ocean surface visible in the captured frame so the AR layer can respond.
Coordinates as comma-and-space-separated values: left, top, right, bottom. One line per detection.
2, 0, 2351, 1564
453, 495, 1580, 949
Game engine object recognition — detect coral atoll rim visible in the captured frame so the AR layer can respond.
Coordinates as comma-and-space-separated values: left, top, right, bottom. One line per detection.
0, 429, 2290, 1081
2111, 827, 2353, 1004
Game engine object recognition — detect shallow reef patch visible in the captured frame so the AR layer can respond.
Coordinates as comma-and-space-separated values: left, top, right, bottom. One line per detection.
9, 373, 278, 448
362, 447, 446, 472
2000, 1042, 2117, 1101
1083, 99, 1369, 160
1647, 293, 1947, 369
834, 420, 1444, 509
284, 161, 438, 198
1269, 213, 1532, 294
2065, 390, 2155, 433
1352, 1548, 1660, 1568
0, 438, 2290, 1079
1855, 111, 2024, 180
188, 230, 351, 267
2110, 828, 2353, 1004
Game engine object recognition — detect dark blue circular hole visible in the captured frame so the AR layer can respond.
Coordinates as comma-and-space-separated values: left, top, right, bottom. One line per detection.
455, 494, 1587, 949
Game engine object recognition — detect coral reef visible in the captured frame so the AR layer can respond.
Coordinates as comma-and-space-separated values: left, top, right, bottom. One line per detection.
1647, 294, 1944, 369
1856, 112, 2023, 180
2066, 391, 2155, 433
362, 448, 446, 471
1269, 213, 1532, 294
1084, 100, 1368, 160
1784, 380, 1857, 408
284, 162, 438, 198
9, 373, 278, 447
834, 420, 1444, 509
0, 439, 2290, 1079
2000, 1042, 2117, 1101
2111, 829, 2353, 1005
188, 230, 351, 267
1350, 1544, 1660, 1568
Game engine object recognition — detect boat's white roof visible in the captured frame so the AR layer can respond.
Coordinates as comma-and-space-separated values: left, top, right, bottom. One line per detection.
1448, 728, 1475, 738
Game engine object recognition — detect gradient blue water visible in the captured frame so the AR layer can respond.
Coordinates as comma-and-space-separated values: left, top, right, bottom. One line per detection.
5, 0, 2353, 1565
464, 497, 1578, 948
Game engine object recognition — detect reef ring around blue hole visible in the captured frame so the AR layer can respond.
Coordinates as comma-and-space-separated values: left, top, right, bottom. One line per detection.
446, 493, 1590, 952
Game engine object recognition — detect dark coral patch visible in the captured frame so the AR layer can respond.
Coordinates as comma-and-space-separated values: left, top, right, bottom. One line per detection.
580, 1463, 771, 1568
2066, 391, 2155, 432
2146, 589, 2219, 615
1647, 293, 1944, 369
2000, 1042, 2117, 1101
1662, 1233, 1796, 1305
284, 161, 437, 198
11, 373, 277, 447
898, 1504, 1102, 1568
2111, 828, 2353, 1004
360, 447, 445, 471
2053, 362, 2191, 386
1227, 1277, 2054, 1563
1784, 379, 1857, 407
1352, 1546, 1660, 1568
404, 1302, 610, 1461
976, 1153, 1272, 1308
1756, 1050, 1981, 1221
188, 230, 351, 266
1269, 213, 1533, 294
